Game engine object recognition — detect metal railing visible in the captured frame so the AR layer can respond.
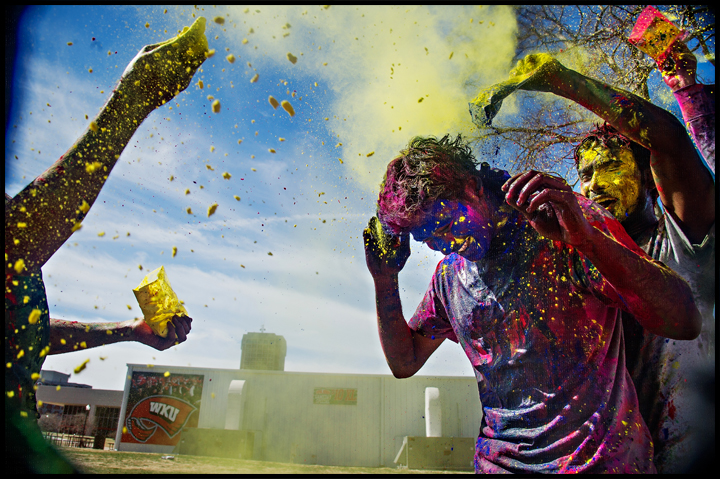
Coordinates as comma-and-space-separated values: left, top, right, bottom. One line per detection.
43, 432, 115, 450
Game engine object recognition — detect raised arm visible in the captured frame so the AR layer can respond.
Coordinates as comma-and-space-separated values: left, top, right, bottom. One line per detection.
5, 17, 209, 275
504, 171, 701, 340
514, 54, 714, 243
363, 217, 444, 378
659, 41, 715, 174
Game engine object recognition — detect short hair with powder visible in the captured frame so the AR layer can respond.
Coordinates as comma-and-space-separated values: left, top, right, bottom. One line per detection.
377, 134, 509, 234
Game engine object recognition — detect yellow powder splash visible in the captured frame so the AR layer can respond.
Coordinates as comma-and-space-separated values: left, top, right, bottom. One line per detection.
157, 6, 520, 192
217, 6, 518, 191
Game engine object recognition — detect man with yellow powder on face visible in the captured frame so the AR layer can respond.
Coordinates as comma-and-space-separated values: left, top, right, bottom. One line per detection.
505, 47, 714, 473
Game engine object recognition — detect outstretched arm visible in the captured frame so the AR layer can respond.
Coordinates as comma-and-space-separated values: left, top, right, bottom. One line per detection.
5, 17, 209, 275
363, 217, 444, 378
47, 314, 192, 355
504, 171, 702, 340
514, 54, 714, 243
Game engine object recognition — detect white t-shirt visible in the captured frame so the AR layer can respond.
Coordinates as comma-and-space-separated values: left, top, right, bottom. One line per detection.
623, 211, 715, 473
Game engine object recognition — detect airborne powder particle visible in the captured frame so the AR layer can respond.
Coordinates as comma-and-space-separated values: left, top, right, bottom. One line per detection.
281, 100, 295, 116
207, 203, 219, 217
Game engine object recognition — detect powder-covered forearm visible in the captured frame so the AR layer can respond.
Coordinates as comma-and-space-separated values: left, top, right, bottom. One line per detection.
674, 83, 715, 174
47, 319, 135, 354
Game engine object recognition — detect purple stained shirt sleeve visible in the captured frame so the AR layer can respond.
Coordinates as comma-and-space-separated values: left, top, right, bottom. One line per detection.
674, 83, 715, 174
408, 260, 460, 343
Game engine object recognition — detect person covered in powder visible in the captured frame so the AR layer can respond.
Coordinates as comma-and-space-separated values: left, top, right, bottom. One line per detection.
363, 134, 701, 473
5, 18, 209, 472
501, 49, 714, 473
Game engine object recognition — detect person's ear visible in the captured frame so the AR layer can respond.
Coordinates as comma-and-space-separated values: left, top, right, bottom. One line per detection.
462, 177, 483, 204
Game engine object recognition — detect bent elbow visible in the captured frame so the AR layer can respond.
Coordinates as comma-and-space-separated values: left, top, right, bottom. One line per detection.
391, 368, 414, 379
675, 327, 700, 341
669, 308, 702, 341
684, 312, 702, 340
388, 363, 417, 379
682, 299, 703, 340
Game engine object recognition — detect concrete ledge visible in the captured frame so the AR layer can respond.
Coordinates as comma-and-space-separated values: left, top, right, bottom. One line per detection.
394, 436, 475, 471
173, 428, 255, 460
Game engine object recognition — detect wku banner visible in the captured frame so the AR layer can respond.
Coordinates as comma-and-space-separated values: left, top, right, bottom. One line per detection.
121, 371, 204, 446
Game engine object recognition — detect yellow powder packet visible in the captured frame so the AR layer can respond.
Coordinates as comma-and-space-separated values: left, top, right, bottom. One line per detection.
133, 266, 188, 337
469, 53, 557, 128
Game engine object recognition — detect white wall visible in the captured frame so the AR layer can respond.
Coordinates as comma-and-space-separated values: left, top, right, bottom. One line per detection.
116, 364, 483, 467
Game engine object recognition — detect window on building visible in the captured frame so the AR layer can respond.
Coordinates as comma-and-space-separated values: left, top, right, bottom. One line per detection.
93, 406, 121, 439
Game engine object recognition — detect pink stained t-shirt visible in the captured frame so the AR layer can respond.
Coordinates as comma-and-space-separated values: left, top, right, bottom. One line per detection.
409, 194, 656, 473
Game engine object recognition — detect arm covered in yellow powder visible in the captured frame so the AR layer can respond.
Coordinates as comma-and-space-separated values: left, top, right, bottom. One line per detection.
4, 17, 209, 275
513, 53, 714, 243
47, 314, 193, 355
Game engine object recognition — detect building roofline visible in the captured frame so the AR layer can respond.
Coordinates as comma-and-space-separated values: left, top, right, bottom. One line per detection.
124, 364, 474, 380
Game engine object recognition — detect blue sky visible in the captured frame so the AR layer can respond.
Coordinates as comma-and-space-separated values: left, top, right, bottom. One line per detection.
5, 5, 713, 391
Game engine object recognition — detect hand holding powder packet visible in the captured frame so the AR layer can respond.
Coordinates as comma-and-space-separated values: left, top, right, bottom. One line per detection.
133, 266, 188, 337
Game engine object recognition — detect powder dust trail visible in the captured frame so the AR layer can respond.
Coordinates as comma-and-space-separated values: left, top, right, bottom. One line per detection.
175, 5, 519, 192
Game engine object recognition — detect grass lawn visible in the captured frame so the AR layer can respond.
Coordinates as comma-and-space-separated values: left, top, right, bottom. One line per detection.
60, 447, 471, 474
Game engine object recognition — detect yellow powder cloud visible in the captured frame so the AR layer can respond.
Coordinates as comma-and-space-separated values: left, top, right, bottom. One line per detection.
211, 5, 519, 191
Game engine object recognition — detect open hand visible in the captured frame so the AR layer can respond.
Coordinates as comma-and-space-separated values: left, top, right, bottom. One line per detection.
502, 170, 593, 246
131, 314, 193, 351
363, 216, 410, 278
116, 17, 209, 112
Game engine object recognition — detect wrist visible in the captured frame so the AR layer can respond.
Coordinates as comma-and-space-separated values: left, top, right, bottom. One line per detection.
373, 273, 400, 291
571, 224, 603, 255
551, 68, 580, 98
673, 83, 712, 121
669, 75, 697, 93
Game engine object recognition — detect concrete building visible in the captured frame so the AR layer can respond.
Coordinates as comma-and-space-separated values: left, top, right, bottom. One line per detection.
35, 370, 124, 449
40, 331, 483, 469
113, 331, 482, 470
240, 330, 287, 371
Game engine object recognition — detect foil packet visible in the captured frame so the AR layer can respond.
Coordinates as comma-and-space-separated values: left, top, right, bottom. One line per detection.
133, 266, 188, 338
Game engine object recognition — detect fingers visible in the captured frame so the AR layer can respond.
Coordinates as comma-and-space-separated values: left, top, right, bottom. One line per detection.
502, 171, 527, 192
363, 218, 410, 277
157, 321, 176, 351
503, 170, 571, 212
660, 42, 696, 75
525, 187, 576, 215
172, 315, 192, 344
